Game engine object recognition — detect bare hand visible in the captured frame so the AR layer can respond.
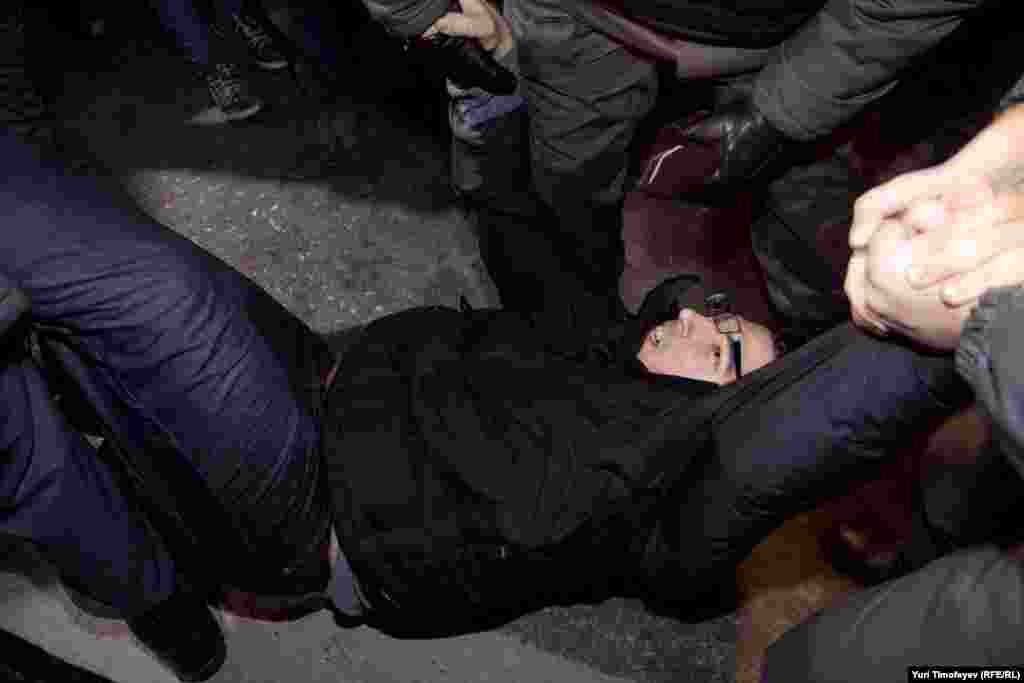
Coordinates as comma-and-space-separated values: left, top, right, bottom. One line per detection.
901, 190, 1024, 304
931, 243, 1024, 307
857, 219, 974, 351
845, 248, 890, 336
849, 166, 993, 250
424, 0, 510, 54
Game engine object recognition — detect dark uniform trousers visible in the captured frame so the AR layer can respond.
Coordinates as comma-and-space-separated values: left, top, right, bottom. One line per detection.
0, 132, 333, 617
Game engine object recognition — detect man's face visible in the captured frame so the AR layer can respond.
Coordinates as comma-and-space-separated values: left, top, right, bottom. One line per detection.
636, 309, 777, 384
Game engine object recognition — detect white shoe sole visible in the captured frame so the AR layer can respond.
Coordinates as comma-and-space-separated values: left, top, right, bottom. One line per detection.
186, 102, 262, 126
222, 101, 263, 121
256, 59, 289, 70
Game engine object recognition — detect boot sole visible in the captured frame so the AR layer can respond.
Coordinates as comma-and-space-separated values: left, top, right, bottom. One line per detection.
256, 59, 289, 70
222, 102, 263, 122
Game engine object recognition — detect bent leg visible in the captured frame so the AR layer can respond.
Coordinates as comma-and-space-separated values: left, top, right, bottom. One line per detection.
0, 132, 332, 590
148, 0, 226, 66
1, 335, 175, 616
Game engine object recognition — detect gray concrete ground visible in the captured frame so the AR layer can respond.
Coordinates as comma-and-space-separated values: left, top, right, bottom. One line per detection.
1, 12, 737, 683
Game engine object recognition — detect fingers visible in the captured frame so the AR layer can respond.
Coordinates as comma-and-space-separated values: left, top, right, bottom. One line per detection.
430, 0, 499, 41
939, 247, 1024, 306
844, 250, 888, 336
851, 167, 945, 249
900, 198, 950, 236
432, 10, 495, 39
849, 168, 992, 250
945, 178, 998, 212
905, 191, 1024, 290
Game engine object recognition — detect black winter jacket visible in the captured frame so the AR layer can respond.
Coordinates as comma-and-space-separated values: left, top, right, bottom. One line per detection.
322, 306, 968, 635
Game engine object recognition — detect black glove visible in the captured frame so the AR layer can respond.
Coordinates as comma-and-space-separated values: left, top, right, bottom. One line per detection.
411, 32, 517, 95
638, 96, 800, 201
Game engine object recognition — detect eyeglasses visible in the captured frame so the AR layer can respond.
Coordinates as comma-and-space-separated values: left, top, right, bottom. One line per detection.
705, 293, 743, 378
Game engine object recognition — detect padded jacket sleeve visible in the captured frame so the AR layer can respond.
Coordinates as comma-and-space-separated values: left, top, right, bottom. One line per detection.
754, 0, 991, 140
361, 0, 450, 36
957, 285, 1024, 478
638, 322, 971, 605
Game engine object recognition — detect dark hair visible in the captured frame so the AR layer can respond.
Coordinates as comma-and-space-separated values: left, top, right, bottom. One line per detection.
619, 274, 702, 374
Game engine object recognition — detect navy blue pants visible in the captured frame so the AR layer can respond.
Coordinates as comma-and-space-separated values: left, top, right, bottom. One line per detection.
149, 0, 244, 66
0, 133, 332, 615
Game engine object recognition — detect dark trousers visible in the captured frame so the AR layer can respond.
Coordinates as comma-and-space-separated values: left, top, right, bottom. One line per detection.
1, 323, 177, 616
149, 0, 243, 66
456, 108, 626, 320
0, 133, 332, 613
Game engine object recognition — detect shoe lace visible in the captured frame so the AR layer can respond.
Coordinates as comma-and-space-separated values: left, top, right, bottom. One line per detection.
209, 63, 242, 102
233, 12, 273, 52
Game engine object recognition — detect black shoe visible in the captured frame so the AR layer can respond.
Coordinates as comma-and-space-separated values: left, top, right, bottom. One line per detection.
232, 10, 289, 70
409, 33, 517, 95
128, 590, 226, 683
204, 62, 263, 122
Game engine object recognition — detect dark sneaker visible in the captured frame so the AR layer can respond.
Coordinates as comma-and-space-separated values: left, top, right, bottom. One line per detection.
232, 10, 288, 70
205, 62, 262, 122
128, 590, 226, 683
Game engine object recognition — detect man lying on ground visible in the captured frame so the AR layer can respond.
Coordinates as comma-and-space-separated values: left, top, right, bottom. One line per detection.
1, 130, 966, 681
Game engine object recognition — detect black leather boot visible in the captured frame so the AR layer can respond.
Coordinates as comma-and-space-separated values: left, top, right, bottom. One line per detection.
127, 589, 226, 683
638, 95, 800, 201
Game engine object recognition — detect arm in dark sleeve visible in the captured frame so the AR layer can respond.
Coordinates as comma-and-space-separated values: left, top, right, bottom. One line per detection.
957, 285, 1024, 476
641, 323, 970, 603
362, 0, 450, 37
753, 0, 990, 140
